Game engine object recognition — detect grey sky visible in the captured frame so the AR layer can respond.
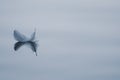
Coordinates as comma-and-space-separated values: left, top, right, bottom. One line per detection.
0, 0, 120, 80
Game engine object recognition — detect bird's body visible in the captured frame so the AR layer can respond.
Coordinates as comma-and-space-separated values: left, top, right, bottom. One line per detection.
13, 29, 38, 56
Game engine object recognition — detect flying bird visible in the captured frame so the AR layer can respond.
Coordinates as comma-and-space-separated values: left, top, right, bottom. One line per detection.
13, 29, 38, 56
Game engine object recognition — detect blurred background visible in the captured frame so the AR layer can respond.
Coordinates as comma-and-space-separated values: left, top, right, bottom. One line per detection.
0, 0, 120, 80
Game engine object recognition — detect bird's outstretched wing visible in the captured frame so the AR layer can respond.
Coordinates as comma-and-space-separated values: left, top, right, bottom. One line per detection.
14, 42, 25, 51
30, 29, 36, 41
14, 30, 29, 42
29, 41, 38, 56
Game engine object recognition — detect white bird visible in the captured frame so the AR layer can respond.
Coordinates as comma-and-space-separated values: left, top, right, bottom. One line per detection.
13, 29, 38, 56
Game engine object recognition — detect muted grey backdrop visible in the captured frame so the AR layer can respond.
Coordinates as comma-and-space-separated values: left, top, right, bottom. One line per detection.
0, 0, 120, 80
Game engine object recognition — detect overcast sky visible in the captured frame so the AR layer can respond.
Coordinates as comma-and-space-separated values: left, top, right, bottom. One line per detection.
0, 0, 120, 80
